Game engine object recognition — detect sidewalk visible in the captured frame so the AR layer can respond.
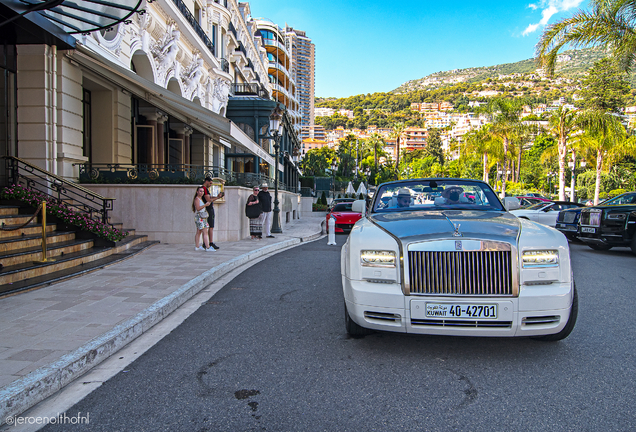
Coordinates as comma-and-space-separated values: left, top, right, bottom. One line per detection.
0, 216, 325, 422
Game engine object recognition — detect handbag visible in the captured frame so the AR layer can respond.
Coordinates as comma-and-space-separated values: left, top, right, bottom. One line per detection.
197, 208, 209, 219
245, 200, 262, 219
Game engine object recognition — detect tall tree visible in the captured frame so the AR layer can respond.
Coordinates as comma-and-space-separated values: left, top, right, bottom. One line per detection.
580, 58, 630, 113
425, 128, 445, 165
537, 0, 636, 75
547, 107, 578, 200
577, 112, 631, 204
464, 126, 500, 183
485, 98, 526, 197
391, 122, 405, 180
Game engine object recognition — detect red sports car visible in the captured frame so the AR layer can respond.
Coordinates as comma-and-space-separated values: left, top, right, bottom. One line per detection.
326, 202, 362, 233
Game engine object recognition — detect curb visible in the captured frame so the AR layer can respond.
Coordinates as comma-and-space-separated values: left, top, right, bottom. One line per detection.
0, 234, 319, 422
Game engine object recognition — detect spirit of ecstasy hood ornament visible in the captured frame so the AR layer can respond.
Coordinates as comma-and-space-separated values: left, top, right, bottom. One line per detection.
453, 223, 462, 237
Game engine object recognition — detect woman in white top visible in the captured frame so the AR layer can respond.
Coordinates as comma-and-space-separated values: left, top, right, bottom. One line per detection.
192, 187, 212, 251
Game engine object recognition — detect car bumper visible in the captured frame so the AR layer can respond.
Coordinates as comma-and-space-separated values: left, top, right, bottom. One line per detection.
578, 229, 629, 246
343, 277, 573, 337
555, 223, 578, 235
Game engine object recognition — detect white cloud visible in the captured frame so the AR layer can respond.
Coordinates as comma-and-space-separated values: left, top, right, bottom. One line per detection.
523, 0, 584, 35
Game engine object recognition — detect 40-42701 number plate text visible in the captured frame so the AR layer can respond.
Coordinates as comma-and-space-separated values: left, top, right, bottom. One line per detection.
425, 303, 497, 319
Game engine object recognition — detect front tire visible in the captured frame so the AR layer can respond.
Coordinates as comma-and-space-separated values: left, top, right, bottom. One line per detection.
630, 235, 636, 256
533, 283, 578, 342
344, 301, 373, 337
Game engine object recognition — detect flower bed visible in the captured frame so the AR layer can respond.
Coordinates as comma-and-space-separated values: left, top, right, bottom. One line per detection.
1, 184, 128, 242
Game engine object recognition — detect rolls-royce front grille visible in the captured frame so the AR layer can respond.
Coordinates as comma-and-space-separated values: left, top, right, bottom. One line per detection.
408, 251, 513, 296
560, 212, 577, 223
580, 210, 601, 226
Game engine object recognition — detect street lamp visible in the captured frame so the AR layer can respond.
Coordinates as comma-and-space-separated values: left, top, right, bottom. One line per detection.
269, 105, 284, 234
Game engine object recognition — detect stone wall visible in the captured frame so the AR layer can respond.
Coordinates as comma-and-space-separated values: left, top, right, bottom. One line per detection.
81, 184, 301, 244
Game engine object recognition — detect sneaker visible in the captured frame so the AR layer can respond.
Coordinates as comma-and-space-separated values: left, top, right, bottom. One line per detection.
205, 247, 214, 252
195, 246, 204, 251
210, 243, 220, 250
266, 235, 275, 238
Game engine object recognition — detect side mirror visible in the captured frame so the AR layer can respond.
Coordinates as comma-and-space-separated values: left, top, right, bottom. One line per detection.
503, 197, 520, 211
352, 200, 366, 217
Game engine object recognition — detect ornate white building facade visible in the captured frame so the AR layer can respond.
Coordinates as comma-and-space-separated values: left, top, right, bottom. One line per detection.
1, 0, 303, 186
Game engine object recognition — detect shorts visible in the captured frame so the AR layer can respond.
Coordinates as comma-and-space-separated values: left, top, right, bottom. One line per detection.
207, 206, 215, 228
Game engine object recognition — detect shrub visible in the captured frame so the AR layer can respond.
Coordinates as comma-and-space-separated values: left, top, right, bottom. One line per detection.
1, 184, 128, 242
320, 191, 327, 205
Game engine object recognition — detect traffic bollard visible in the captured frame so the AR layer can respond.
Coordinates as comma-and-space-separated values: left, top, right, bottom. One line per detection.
327, 215, 336, 245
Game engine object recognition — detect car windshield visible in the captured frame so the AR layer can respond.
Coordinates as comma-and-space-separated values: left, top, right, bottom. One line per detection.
332, 203, 353, 212
371, 179, 504, 212
526, 202, 551, 210
602, 193, 636, 205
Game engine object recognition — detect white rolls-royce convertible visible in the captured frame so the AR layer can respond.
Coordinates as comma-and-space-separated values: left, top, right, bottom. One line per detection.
341, 178, 577, 341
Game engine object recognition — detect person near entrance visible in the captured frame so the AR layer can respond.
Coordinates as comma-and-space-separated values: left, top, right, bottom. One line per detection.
258, 183, 274, 238
201, 177, 224, 250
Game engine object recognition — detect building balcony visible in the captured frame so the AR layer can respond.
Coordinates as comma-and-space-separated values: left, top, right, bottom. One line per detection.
268, 61, 290, 78
170, 0, 215, 57
230, 83, 270, 99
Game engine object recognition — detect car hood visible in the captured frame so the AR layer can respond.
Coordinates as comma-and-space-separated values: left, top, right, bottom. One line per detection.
369, 210, 520, 244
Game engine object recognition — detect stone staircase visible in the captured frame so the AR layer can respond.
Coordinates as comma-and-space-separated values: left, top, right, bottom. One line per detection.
0, 203, 158, 297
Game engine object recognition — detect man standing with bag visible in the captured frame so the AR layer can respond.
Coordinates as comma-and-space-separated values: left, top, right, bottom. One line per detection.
201, 177, 224, 249
258, 183, 274, 238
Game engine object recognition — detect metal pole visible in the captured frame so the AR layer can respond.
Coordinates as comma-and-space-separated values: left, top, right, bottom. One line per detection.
271, 135, 282, 233
34, 201, 54, 263
570, 163, 576, 203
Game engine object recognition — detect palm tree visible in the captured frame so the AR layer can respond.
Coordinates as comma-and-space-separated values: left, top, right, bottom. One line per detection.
464, 126, 500, 183
485, 98, 526, 197
547, 107, 578, 200
391, 122, 405, 180
576, 112, 632, 204
537, 0, 636, 75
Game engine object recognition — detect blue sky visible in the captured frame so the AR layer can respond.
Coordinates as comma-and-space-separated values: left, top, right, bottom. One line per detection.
245, 0, 588, 98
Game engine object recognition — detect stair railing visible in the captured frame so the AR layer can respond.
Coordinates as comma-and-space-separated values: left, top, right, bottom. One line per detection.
3, 156, 114, 224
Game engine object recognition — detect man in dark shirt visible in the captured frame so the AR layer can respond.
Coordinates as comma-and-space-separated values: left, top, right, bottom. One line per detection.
258, 183, 274, 238
201, 177, 224, 249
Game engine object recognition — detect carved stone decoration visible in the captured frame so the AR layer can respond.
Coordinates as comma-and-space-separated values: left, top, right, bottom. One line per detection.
133, 10, 153, 53
210, 77, 231, 114
151, 21, 181, 83
181, 52, 205, 100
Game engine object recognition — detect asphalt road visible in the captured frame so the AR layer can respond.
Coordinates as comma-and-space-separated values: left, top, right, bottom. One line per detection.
39, 239, 635, 432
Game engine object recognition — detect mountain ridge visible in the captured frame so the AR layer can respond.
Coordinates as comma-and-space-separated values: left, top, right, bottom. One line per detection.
391, 47, 607, 94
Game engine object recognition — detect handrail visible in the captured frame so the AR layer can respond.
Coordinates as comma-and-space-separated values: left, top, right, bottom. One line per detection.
4, 156, 115, 224
73, 162, 289, 191
6, 157, 113, 200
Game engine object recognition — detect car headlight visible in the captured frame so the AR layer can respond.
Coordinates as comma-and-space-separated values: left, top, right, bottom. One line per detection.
361, 250, 396, 267
607, 213, 627, 220
522, 250, 559, 268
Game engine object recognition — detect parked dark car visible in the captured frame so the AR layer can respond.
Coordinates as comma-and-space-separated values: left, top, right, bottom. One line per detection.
578, 192, 636, 253
556, 207, 583, 241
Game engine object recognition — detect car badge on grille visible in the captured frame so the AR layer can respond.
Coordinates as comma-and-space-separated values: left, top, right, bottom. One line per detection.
453, 223, 462, 237
455, 241, 462, 250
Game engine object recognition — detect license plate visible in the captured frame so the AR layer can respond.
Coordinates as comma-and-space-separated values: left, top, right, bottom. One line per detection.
581, 227, 596, 233
558, 225, 576, 231
426, 303, 497, 319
